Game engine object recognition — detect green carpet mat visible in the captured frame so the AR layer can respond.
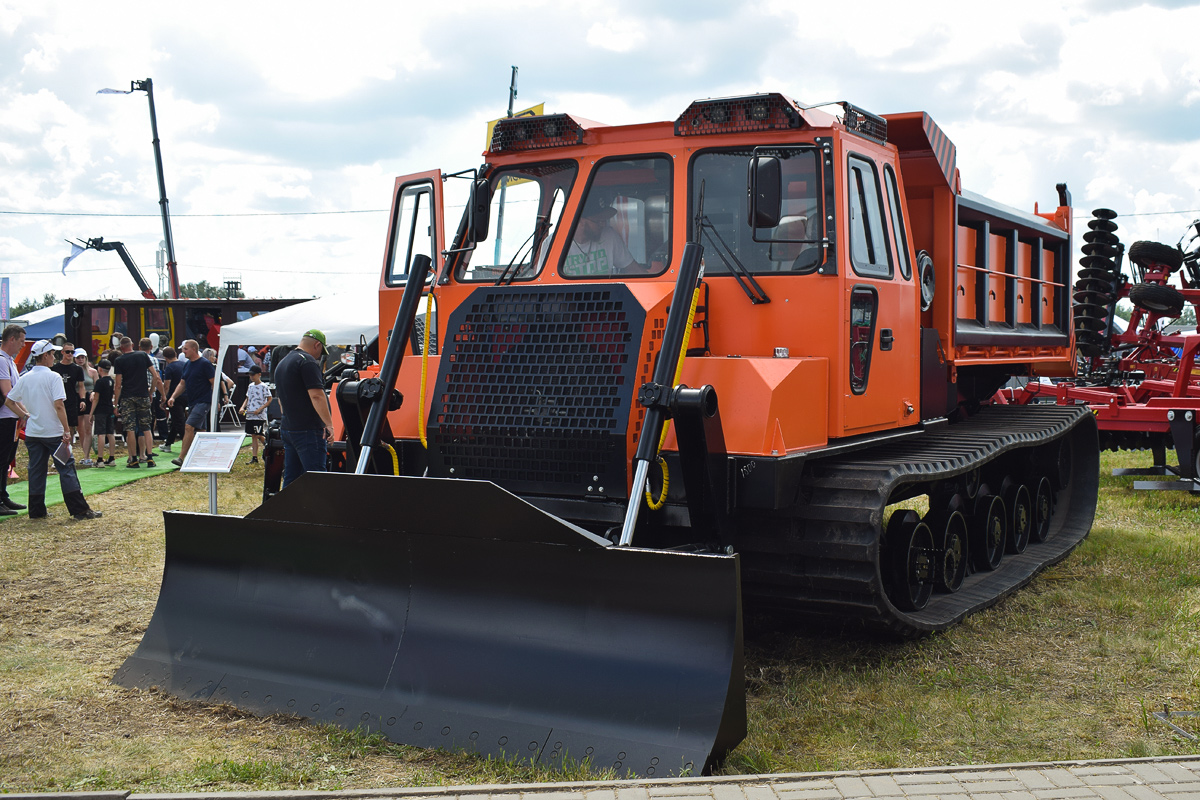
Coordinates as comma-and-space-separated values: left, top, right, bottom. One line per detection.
2, 437, 251, 517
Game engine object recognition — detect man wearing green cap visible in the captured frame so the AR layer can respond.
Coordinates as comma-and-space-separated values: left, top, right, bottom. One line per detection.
274, 329, 334, 487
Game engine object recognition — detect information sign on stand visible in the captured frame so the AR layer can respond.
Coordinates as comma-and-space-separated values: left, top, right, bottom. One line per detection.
178, 432, 246, 515
180, 432, 245, 473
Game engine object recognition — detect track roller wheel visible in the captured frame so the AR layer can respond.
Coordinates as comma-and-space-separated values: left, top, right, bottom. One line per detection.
885, 510, 934, 611
970, 484, 1006, 571
1031, 476, 1055, 543
960, 467, 981, 500
924, 495, 968, 594
1000, 477, 1032, 555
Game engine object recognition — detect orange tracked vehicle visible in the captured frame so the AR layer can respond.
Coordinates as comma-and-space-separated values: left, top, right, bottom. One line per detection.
116, 93, 1099, 777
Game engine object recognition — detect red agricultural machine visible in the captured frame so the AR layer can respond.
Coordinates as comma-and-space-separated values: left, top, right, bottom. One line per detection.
115, 93, 1100, 776
1008, 214, 1200, 491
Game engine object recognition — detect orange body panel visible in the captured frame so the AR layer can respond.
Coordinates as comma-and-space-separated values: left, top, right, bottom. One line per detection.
666, 356, 829, 454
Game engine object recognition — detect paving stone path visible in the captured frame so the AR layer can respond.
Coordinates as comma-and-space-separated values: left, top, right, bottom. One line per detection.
125, 756, 1200, 800
9, 758, 1200, 800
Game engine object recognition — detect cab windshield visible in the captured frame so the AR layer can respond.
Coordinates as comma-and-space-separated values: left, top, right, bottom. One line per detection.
560, 156, 672, 279
455, 161, 576, 282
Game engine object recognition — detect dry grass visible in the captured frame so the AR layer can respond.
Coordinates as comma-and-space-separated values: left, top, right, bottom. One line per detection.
1, 448, 1198, 791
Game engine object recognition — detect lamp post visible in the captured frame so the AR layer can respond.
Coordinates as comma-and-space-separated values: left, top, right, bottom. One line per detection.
99, 78, 181, 299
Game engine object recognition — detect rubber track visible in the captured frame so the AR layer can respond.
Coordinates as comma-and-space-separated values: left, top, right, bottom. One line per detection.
739, 405, 1099, 636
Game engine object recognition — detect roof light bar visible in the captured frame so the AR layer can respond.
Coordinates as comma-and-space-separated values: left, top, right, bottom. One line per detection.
675, 93, 803, 137
838, 102, 888, 143
489, 114, 585, 153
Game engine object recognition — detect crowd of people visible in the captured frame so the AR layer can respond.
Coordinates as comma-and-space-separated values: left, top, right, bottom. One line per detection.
0, 327, 335, 519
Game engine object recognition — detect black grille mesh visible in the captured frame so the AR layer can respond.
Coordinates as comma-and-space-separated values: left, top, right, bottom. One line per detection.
429, 286, 646, 496
675, 93, 802, 137
489, 114, 585, 152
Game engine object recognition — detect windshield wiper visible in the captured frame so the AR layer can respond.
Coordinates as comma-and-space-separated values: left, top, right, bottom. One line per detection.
494, 214, 550, 286
698, 216, 770, 304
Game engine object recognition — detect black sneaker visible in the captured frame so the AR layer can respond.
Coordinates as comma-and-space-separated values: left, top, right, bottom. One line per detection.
104, 457, 115, 466
171, 458, 183, 467
72, 509, 103, 521
248, 456, 259, 464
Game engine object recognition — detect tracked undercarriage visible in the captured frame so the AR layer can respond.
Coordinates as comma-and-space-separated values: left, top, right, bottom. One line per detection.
739, 405, 1098, 636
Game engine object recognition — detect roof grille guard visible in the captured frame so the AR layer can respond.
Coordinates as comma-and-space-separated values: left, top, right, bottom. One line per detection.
675, 93, 803, 137
489, 114, 585, 153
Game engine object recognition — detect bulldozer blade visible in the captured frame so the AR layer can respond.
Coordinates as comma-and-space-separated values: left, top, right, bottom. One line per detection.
114, 472, 745, 777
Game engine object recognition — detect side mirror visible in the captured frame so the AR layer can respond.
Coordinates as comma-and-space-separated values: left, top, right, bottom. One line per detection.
747, 156, 782, 229
469, 178, 491, 242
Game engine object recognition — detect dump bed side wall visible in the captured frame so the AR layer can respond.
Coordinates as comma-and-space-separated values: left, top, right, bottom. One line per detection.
885, 111, 1074, 375
952, 193, 1072, 366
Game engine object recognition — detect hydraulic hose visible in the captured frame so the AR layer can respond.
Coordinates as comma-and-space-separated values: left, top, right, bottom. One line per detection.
355, 254, 433, 474
620, 242, 704, 545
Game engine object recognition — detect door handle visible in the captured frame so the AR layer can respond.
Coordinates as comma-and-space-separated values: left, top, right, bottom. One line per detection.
880, 328, 894, 351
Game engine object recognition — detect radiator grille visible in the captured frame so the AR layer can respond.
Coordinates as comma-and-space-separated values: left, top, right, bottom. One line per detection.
429, 285, 645, 496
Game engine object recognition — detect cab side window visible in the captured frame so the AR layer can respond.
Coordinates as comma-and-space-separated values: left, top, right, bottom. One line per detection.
883, 165, 912, 281
847, 156, 892, 279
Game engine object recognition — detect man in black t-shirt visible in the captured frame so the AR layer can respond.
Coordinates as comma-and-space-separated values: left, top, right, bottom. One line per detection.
158, 346, 187, 453
51, 341, 87, 452
113, 337, 165, 468
274, 329, 334, 488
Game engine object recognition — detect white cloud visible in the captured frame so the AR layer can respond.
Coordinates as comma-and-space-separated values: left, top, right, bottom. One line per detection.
585, 18, 647, 53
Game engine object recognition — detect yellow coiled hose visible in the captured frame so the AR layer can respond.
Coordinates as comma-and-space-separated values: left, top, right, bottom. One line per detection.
645, 286, 701, 511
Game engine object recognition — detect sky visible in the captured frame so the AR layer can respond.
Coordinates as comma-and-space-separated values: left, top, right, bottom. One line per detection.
2, 0, 1199, 310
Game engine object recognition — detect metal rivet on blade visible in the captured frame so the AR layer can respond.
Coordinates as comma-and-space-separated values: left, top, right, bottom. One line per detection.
387, 717, 396, 726
414, 721, 423, 730
336, 708, 345, 717
528, 741, 538, 751
287, 699, 295, 708
441, 726, 450, 735
650, 757, 659, 765
498, 736, 508, 745
469, 731, 479, 740
361, 713, 369, 721
311, 704, 320, 712
618, 751, 626, 759
264, 695, 272, 703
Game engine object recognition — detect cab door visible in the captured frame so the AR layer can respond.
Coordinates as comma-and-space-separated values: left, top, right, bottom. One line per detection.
841, 153, 920, 434
378, 170, 445, 357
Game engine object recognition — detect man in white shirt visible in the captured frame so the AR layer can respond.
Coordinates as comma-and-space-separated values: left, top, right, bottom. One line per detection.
0, 325, 26, 515
4, 339, 102, 520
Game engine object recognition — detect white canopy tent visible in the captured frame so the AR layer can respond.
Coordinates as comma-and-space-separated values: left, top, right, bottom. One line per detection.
209, 290, 380, 427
